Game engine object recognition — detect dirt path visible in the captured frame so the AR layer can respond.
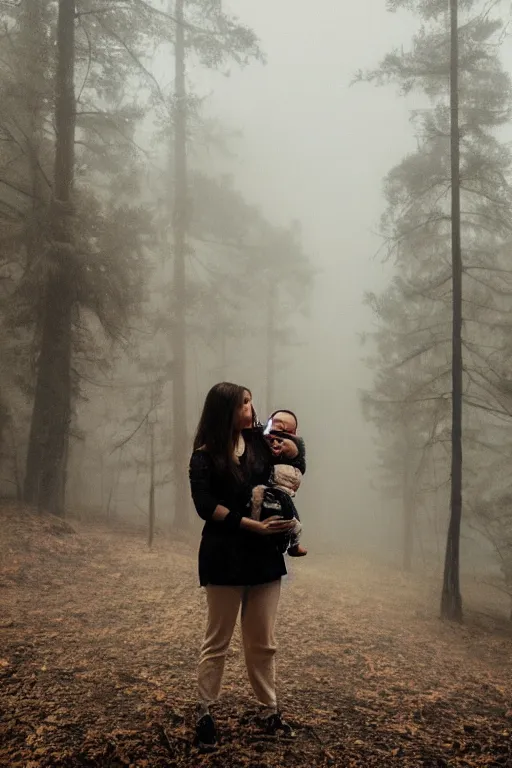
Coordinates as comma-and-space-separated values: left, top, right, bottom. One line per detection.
1, 505, 511, 767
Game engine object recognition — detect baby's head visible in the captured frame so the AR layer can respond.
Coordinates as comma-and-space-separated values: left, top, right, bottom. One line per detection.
269, 409, 298, 435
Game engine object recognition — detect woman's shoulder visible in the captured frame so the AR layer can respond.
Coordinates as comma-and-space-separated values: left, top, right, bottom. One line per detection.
190, 447, 213, 469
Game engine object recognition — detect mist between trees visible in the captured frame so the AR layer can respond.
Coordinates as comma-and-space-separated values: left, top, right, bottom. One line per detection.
1, 0, 512, 623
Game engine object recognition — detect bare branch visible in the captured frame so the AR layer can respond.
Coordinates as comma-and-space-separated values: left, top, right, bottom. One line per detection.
110, 408, 151, 454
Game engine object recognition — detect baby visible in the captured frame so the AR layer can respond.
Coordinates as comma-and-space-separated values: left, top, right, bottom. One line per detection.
251, 409, 307, 557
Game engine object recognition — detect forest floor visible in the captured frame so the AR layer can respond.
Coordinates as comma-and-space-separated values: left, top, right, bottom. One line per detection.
1, 503, 512, 768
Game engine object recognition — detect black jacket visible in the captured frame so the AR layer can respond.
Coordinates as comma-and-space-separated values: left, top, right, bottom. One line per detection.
189, 428, 287, 587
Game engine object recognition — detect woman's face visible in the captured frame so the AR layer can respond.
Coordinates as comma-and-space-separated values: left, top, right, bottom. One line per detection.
237, 389, 254, 430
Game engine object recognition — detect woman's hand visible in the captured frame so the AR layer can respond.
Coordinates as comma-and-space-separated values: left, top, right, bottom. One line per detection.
239, 514, 295, 536
254, 516, 296, 536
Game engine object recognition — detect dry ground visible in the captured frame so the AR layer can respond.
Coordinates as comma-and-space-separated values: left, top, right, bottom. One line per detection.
1, 503, 511, 767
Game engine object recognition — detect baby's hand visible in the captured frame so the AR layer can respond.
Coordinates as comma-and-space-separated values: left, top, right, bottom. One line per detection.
280, 438, 299, 459
269, 435, 298, 459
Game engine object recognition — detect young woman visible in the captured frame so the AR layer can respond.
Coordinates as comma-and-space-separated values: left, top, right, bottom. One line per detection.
189, 382, 295, 746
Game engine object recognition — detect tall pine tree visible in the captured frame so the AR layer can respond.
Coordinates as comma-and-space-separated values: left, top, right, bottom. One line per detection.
360, 0, 512, 616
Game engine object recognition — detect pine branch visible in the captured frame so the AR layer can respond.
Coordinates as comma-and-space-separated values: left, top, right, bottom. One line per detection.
92, 14, 167, 106
465, 269, 512, 297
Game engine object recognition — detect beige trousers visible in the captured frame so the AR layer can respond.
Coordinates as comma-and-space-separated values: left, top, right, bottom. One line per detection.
198, 580, 282, 711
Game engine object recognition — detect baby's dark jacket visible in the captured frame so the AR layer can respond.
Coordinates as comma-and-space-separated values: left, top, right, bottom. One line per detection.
268, 431, 306, 475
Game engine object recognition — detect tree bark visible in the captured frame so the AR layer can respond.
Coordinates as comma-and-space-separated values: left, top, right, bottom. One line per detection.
24, 0, 76, 516
20, 0, 48, 240
402, 447, 414, 573
441, 0, 463, 622
171, 0, 190, 530
20, 0, 47, 264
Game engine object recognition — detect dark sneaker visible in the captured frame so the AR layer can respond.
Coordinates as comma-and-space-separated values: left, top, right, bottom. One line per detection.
195, 713, 217, 747
264, 712, 293, 736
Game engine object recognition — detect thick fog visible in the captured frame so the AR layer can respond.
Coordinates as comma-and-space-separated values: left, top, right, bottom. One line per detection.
186, 0, 418, 551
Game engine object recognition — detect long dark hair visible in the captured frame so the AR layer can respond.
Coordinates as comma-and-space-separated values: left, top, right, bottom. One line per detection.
193, 382, 246, 478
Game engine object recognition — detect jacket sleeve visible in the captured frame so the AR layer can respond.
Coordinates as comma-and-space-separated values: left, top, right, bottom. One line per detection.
189, 451, 242, 530
295, 437, 306, 475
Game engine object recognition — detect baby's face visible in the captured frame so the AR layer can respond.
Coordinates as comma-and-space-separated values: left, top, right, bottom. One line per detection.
271, 411, 297, 435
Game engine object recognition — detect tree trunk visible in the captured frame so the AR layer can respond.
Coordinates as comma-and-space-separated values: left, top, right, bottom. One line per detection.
20, 0, 48, 262
106, 449, 122, 520
148, 421, 156, 549
8, 421, 23, 502
171, 0, 189, 530
441, 0, 463, 622
57, 427, 69, 516
24, 0, 76, 516
402, 425, 417, 572
402, 458, 414, 573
